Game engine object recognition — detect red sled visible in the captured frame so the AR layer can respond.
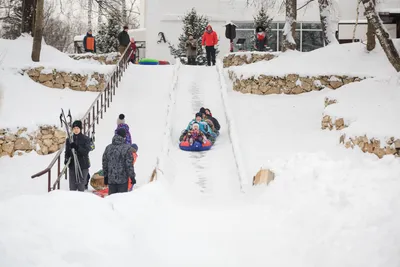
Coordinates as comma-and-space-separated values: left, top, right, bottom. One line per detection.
93, 179, 134, 198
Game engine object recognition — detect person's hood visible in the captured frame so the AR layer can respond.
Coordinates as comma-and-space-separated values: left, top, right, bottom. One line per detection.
112, 134, 125, 145
86, 32, 93, 37
206, 25, 213, 32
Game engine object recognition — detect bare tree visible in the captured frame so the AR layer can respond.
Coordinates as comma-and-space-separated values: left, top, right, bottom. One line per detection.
31, 0, 44, 61
361, 0, 400, 71
97, 0, 103, 25
121, 0, 127, 24
318, 0, 337, 45
366, 0, 376, 51
282, 0, 297, 51
88, 0, 93, 29
20, 0, 36, 34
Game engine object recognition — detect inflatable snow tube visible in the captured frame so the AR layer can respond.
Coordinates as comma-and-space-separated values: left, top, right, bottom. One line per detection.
158, 60, 170, 65
179, 140, 212, 152
139, 58, 159, 65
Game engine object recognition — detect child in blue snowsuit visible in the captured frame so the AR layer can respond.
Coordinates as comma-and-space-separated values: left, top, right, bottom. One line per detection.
186, 112, 217, 139
115, 114, 132, 144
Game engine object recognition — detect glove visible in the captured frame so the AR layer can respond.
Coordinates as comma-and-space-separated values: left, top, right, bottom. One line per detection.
104, 176, 108, 185
130, 176, 136, 186
70, 142, 78, 150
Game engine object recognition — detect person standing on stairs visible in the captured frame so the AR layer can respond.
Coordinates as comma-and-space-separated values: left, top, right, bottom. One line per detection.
186, 34, 197, 65
129, 37, 137, 64
115, 114, 132, 145
102, 128, 136, 195
118, 25, 130, 55
201, 25, 218, 66
64, 120, 92, 192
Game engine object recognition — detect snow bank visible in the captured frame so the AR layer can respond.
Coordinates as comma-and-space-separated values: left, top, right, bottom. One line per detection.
0, 191, 135, 267
229, 40, 400, 78
2, 155, 400, 267
155, 61, 181, 181
0, 35, 113, 74
216, 60, 248, 189
324, 75, 400, 140
0, 69, 98, 130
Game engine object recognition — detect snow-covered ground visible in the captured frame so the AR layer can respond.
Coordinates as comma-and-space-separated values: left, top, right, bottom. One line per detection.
0, 36, 114, 130
1, 36, 400, 267
228, 41, 400, 78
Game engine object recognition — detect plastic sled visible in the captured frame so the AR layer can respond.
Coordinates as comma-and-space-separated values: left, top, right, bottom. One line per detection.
158, 60, 170, 65
93, 179, 134, 198
179, 140, 212, 152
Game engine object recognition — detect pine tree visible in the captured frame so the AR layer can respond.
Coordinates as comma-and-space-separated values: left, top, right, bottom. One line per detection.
97, 18, 121, 53
169, 8, 218, 65
251, 6, 273, 51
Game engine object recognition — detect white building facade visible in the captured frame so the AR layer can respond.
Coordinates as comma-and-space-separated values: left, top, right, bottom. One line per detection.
136, 0, 400, 62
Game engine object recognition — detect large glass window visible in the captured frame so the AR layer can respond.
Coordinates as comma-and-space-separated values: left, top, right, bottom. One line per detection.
234, 29, 255, 51
302, 31, 324, 51
232, 21, 325, 52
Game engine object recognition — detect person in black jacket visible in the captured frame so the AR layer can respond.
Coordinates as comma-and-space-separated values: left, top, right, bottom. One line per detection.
118, 25, 131, 55
199, 107, 220, 131
64, 120, 92, 192
255, 26, 268, 52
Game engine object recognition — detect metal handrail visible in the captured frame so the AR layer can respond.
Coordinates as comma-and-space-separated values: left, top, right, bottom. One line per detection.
31, 46, 134, 192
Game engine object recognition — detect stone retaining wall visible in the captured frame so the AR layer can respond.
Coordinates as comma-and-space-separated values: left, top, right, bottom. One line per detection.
0, 126, 66, 157
69, 53, 120, 65
340, 134, 400, 158
25, 67, 107, 92
229, 72, 364, 95
223, 53, 276, 68
322, 96, 399, 158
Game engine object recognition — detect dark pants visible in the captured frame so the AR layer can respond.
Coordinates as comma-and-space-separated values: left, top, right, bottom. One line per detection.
108, 183, 128, 195
187, 56, 196, 65
205, 46, 216, 66
69, 168, 89, 192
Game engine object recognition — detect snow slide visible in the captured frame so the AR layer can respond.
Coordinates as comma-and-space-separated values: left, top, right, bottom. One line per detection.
162, 65, 242, 197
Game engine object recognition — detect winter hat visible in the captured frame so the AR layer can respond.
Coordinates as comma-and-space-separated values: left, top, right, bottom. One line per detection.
72, 120, 83, 130
123, 25, 129, 30
192, 123, 199, 129
130, 37, 135, 42
199, 107, 206, 114
131, 143, 138, 152
117, 114, 125, 125
195, 112, 202, 119
116, 127, 126, 138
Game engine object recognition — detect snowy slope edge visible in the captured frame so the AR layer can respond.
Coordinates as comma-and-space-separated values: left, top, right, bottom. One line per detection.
217, 60, 248, 190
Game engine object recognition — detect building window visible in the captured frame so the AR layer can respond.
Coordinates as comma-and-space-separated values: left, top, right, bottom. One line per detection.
232, 21, 325, 52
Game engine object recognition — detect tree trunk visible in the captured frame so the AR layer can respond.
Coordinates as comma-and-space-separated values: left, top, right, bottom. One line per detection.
282, 0, 297, 51
31, 0, 44, 62
21, 0, 36, 34
361, 0, 400, 72
318, 0, 337, 45
366, 0, 376, 51
88, 0, 93, 30
121, 0, 127, 25
97, 0, 103, 25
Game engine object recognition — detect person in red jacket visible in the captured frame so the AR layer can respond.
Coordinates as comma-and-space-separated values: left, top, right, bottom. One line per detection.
129, 37, 137, 64
201, 25, 218, 66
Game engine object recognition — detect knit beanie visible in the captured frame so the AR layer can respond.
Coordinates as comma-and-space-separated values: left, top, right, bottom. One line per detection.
117, 114, 125, 125
116, 127, 126, 138
195, 112, 202, 119
192, 123, 199, 129
131, 143, 138, 152
72, 120, 83, 129
199, 107, 206, 114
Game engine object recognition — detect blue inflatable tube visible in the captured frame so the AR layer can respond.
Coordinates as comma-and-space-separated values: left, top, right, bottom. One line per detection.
139, 61, 159, 65
179, 140, 212, 152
